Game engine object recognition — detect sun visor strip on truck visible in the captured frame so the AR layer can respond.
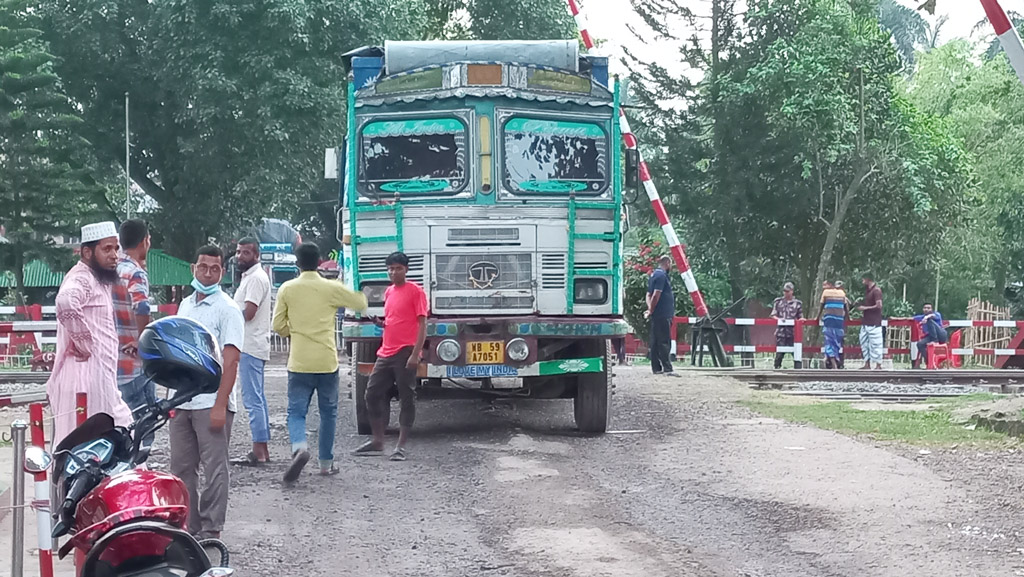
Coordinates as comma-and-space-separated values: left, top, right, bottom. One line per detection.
355, 88, 613, 108
383, 40, 579, 76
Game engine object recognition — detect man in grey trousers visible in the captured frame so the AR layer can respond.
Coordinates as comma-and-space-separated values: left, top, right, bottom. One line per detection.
171, 245, 244, 539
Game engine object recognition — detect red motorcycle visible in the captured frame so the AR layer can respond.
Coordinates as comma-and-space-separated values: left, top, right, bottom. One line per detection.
24, 317, 234, 577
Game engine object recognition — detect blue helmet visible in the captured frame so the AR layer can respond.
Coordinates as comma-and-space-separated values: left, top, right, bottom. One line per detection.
138, 316, 222, 394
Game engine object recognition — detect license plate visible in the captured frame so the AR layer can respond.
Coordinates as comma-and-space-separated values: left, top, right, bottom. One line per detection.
467, 341, 504, 364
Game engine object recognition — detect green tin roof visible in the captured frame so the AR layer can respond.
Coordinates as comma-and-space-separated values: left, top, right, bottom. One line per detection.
0, 249, 194, 288
0, 260, 65, 288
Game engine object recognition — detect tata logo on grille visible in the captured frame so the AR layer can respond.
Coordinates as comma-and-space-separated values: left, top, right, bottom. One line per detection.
468, 261, 499, 289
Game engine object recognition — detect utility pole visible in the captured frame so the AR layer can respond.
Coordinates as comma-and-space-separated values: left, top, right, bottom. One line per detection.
125, 91, 131, 219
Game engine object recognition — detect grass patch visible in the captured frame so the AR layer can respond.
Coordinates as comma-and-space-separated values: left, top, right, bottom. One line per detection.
740, 394, 1012, 446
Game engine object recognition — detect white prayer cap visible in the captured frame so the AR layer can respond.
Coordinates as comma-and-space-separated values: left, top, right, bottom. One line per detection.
81, 222, 118, 244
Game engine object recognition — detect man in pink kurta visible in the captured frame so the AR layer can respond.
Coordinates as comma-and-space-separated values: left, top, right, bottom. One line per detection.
47, 222, 134, 447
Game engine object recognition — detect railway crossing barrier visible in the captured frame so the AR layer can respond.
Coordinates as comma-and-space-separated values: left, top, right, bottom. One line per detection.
4, 392, 86, 577
664, 317, 1024, 366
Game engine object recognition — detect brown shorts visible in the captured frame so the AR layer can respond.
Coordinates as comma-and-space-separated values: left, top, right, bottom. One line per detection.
365, 346, 417, 428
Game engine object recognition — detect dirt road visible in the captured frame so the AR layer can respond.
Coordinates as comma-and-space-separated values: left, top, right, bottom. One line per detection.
5, 363, 1023, 577
210, 364, 1023, 577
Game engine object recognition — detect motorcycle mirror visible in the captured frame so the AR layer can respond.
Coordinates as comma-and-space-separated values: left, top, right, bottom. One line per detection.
199, 569, 234, 577
24, 446, 52, 473
625, 149, 640, 190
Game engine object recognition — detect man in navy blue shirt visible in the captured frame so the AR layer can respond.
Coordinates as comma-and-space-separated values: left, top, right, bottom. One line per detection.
645, 256, 678, 376
911, 303, 948, 369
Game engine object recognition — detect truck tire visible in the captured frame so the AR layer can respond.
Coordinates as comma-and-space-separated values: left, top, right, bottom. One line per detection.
353, 340, 380, 435
574, 340, 612, 433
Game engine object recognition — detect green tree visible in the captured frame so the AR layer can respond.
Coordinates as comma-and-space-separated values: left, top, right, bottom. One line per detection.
421, 0, 575, 41
626, 0, 973, 315
0, 0, 108, 306
908, 40, 1024, 303
38, 0, 429, 258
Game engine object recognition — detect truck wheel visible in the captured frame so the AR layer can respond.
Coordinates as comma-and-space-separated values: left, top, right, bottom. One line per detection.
574, 340, 612, 433
353, 341, 380, 435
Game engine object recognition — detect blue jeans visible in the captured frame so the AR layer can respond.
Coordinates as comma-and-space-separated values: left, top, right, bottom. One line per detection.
119, 374, 158, 415
239, 354, 270, 443
287, 371, 339, 469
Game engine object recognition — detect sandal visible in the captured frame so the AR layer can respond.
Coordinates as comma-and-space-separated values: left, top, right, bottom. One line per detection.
320, 465, 340, 476
389, 447, 407, 462
234, 451, 269, 467
283, 450, 310, 484
352, 440, 384, 456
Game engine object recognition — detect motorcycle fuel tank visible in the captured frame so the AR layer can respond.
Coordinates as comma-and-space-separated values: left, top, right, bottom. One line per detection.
75, 468, 190, 533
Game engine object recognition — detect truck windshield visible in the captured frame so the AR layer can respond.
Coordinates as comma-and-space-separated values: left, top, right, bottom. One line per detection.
359, 118, 467, 196
502, 118, 608, 195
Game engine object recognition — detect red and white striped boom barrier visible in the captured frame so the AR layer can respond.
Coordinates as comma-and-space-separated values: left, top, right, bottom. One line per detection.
982, 0, 1024, 85
566, 0, 710, 319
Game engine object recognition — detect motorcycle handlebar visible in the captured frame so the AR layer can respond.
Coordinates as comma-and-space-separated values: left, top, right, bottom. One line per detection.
53, 462, 103, 538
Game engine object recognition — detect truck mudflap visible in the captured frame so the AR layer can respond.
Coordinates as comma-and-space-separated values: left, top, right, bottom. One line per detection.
355, 357, 604, 378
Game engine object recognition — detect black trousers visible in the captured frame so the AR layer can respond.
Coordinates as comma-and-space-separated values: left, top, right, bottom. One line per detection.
650, 317, 674, 374
774, 332, 802, 369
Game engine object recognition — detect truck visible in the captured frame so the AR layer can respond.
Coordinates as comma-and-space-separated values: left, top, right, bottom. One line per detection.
333, 40, 630, 433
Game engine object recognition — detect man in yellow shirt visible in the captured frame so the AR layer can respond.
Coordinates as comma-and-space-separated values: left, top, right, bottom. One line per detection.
273, 243, 367, 482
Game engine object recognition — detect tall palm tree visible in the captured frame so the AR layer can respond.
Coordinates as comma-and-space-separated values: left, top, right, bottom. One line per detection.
878, 0, 929, 68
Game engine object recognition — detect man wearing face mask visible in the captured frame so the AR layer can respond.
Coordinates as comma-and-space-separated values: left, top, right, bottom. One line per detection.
46, 222, 135, 447
170, 245, 244, 539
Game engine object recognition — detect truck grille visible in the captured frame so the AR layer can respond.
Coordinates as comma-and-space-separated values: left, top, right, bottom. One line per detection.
358, 254, 425, 285
434, 254, 532, 291
435, 296, 534, 310
447, 227, 520, 245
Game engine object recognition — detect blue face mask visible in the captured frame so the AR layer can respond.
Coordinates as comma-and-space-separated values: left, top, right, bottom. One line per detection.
191, 277, 221, 296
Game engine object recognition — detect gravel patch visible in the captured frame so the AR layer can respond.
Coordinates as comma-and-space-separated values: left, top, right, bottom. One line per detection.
797, 381, 985, 395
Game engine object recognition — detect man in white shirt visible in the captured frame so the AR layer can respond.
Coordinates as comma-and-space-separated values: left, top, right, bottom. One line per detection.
233, 237, 272, 464
171, 245, 244, 540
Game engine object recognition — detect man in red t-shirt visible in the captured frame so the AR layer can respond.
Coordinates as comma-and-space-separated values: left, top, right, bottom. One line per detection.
354, 252, 428, 461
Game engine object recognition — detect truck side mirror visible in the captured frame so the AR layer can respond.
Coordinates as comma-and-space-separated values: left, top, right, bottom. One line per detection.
625, 149, 639, 190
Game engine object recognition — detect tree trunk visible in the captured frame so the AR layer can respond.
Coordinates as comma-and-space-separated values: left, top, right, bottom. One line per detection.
993, 261, 1007, 304
811, 163, 876, 311
13, 250, 28, 318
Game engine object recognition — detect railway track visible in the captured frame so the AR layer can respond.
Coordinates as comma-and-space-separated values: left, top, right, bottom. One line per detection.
0, 371, 48, 407
0, 371, 50, 384
683, 368, 1024, 402
688, 368, 1024, 387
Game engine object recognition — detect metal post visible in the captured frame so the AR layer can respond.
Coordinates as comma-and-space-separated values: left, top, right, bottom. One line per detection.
10, 419, 28, 577
125, 91, 131, 219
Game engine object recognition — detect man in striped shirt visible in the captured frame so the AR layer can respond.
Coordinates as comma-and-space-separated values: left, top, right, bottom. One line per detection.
818, 281, 849, 369
112, 219, 154, 414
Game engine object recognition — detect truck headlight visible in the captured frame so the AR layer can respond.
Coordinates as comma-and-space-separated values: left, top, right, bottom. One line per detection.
361, 282, 388, 306
573, 279, 608, 304
507, 338, 529, 362
436, 339, 461, 362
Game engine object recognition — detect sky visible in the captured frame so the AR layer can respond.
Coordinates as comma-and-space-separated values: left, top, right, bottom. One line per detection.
576, 0, 1024, 74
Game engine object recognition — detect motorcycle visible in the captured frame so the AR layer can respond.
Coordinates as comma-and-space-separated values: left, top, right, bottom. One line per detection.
23, 316, 234, 577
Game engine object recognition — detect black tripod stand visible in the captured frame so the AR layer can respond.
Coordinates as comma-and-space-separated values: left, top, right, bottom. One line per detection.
689, 298, 746, 367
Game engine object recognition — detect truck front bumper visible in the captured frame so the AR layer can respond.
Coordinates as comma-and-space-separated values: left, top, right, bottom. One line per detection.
356, 357, 605, 378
